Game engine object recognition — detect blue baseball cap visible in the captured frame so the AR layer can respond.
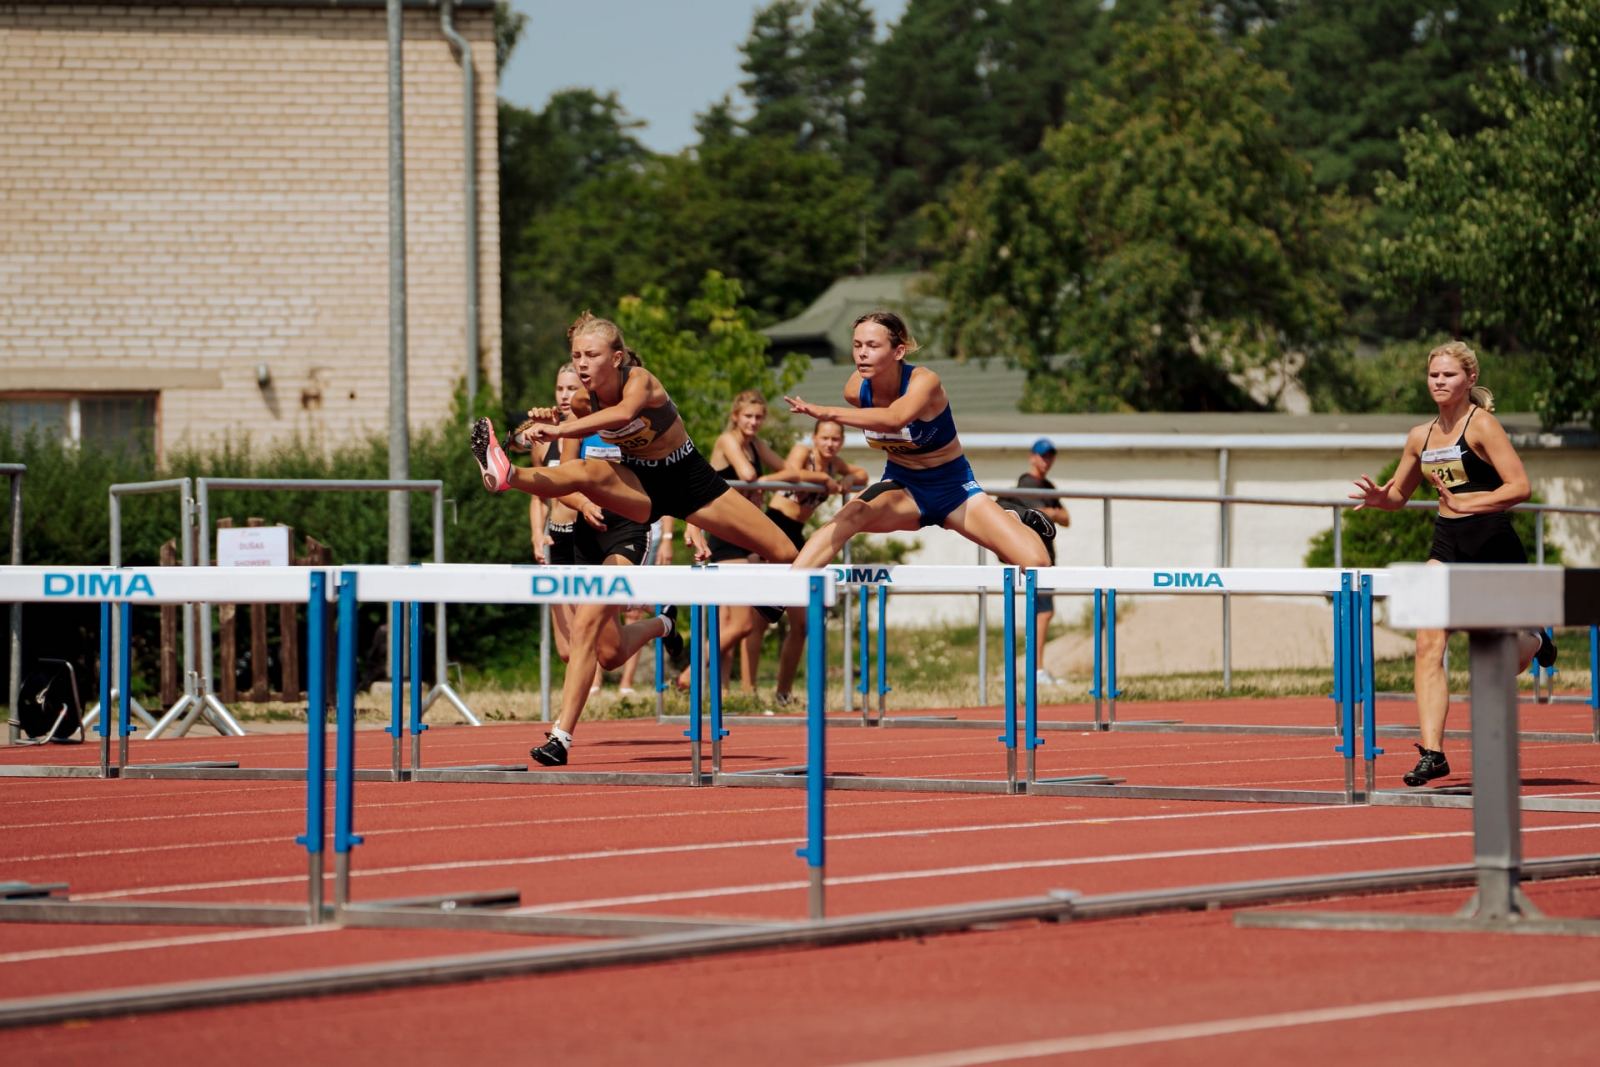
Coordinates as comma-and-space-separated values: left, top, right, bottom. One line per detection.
1030, 438, 1056, 455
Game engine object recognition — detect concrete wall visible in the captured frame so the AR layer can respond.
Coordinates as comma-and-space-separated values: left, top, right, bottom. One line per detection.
0, 4, 500, 458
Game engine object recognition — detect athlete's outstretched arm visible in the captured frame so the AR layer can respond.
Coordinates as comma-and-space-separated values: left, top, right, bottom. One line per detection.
525, 369, 658, 446
1350, 426, 1428, 511
784, 368, 942, 434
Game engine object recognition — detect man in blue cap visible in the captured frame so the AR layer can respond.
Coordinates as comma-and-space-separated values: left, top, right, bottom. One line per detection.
997, 439, 1071, 684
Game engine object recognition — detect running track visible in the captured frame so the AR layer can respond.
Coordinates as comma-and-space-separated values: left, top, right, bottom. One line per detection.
4, 697, 1599, 1063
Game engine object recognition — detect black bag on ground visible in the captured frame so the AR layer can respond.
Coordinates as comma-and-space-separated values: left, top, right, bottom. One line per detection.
16, 664, 84, 744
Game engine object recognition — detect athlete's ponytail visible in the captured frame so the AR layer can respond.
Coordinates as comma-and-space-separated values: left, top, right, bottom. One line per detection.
1427, 340, 1494, 412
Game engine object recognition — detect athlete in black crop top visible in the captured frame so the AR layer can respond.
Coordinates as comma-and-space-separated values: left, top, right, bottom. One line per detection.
469, 313, 802, 766
1347, 341, 1554, 787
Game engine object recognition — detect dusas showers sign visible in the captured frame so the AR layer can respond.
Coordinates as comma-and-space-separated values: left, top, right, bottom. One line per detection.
218, 527, 290, 568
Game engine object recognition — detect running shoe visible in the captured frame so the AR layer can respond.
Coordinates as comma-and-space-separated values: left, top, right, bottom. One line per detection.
660, 605, 687, 668
773, 691, 793, 708
530, 733, 568, 767
1021, 508, 1057, 546
1402, 743, 1450, 787
1535, 629, 1558, 669
470, 417, 511, 493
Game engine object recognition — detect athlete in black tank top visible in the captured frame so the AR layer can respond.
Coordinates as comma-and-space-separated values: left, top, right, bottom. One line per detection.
1346, 341, 1553, 788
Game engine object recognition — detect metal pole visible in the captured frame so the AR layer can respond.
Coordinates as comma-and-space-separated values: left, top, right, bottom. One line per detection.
386, 0, 411, 574
1467, 630, 1526, 919
8, 470, 23, 745
1102, 497, 1111, 567
181, 484, 195, 694
439, 0, 479, 408
1219, 448, 1230, 693
976, 545, 987, 707
1535, 511, 1545, 565
198, 480, 213, 697
1331, 505, 1342, 570
432, 489, 447, 705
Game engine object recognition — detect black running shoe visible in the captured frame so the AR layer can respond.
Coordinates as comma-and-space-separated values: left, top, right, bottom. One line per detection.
1402, 743, 1450, 787
659, 605, 685, 665
1021, 508, 1057, 545
530, 733, 568, 767
1535, 629, 1558, 669
756, 604, 786, 625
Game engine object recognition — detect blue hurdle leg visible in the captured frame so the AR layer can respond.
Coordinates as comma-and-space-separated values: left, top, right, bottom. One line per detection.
654, 603, 665, 723
876, 585, 889, 719
1359, 575, 1383, 793
1091, 589, 1103, 728
1106, 588, 1119, 723
1589, 626, 1598, 743
687, 604, 703, 783
1000, 568, 1017, 787
409, 601, 426, 772
801, 576, 827, 920
117, 600, 132, 769
388, 600, 403, 780
298, 571, 328, 921
97, 601, 111, 777
1025, 569, 1041, 779
1336, 577, 1356, 801
858, 584, 870, 715
333, 572, 363, 907
709, 604, 728, 774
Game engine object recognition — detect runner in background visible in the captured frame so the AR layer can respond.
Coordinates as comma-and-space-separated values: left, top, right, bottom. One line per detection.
996, 439, 1071, 685
1347, 340, 1556, 787
763, 418, 868, 706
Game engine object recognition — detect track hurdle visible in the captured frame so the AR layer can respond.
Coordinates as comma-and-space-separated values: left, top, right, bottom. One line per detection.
372, 565, 833, 787
1241, 565, 1600, 933
1023, 567, 1364, 804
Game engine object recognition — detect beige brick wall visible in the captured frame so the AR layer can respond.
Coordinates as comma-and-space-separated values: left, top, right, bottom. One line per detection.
0, 4, 501, 457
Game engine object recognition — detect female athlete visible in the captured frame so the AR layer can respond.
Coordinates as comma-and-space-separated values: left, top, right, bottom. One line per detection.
1348, 340, 1556, 786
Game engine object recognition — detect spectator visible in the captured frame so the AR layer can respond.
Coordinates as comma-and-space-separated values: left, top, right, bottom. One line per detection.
997, 439, 1071, 684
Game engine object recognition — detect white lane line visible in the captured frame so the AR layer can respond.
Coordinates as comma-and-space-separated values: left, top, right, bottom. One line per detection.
0, 926, 327, 966
506, 821, 1600, 915
57, 805, 1351, 900
7, 802, 1345, 866
827, 980, 1600, 1066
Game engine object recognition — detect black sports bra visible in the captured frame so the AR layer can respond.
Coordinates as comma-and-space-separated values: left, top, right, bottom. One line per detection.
713, 441, 763, 482
1420, 409, 1504, 495
590, 365, 682, 456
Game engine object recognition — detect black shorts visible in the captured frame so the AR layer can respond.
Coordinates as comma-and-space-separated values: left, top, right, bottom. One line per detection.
547, 524, 575, 566
766, 508, 808, 551
704, 530, 756, 563
574, 514, 651, 566
1428, 512, 1527, 564
621, 442, 729, 524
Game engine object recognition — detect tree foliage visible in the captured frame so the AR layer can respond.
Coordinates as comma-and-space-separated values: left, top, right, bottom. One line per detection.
929, 3, 1348, 411
1373, 0, 1600, 430
739, 0, 877, 156
616, 272, 809, 455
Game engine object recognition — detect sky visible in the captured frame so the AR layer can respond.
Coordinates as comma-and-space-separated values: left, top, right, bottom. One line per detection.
498, 0, 911, 154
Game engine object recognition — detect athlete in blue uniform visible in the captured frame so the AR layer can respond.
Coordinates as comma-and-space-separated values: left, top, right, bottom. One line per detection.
784, 311, 1051, 572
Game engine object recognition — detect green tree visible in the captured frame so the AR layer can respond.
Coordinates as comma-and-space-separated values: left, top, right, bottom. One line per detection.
1373, 0, 1600, 430
740, 0, 878, 155
1252, 0, 1555, 198
499, 90, 650, 409
929, 2, 1348, 411
616, 272, 809, 454
521, 133, 870, 327
854, 0, 1110, 260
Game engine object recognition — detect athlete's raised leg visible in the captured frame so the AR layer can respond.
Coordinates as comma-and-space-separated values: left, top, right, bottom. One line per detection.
792, 489, 922, 569
942, 494, 1051, 568
686, 491, 800, 564
472, 419, 654, 521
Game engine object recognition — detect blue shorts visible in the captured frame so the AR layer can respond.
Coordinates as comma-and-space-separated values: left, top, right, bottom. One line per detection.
862, 456, 984, 528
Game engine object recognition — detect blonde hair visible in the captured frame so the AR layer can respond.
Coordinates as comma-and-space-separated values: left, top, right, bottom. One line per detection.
853, 310, 921, 354
1428, 341, 1494, 411
725, 389, 767, 431
568, 310, 641, 367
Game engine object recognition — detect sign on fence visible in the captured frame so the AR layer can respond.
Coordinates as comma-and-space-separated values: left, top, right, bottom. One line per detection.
218, 526, 290, 568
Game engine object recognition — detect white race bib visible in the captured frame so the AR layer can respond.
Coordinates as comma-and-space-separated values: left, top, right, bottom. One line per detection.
864, 426, 916, 452
1421, 445, 1468, 488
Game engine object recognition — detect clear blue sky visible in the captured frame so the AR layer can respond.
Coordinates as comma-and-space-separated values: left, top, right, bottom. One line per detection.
499, 1, 910, 153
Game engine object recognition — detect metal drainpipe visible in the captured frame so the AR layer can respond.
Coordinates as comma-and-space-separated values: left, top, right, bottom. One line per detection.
439, 0, 479, 409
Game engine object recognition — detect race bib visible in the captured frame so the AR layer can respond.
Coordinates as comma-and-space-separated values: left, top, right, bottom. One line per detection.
864, 426, 916, 453
1421, 445, 1468, 488
583, 442, 622, 461
598, 418, 656, 454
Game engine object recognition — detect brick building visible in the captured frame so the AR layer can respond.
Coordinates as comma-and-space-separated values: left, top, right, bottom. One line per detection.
0, 0, 500, 459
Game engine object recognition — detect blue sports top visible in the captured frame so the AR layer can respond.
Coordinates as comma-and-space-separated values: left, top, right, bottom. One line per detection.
858, 363, 959, 456
579, 433, 622, 461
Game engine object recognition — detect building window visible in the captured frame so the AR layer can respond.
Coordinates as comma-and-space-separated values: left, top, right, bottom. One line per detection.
1, 393, 158, 455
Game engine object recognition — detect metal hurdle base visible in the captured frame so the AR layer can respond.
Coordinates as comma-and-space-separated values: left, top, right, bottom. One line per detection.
715, 764, 1036, 795
410, 768, 704, 786
1368, 788, 1600, 814
1023, 779, 1347, 805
